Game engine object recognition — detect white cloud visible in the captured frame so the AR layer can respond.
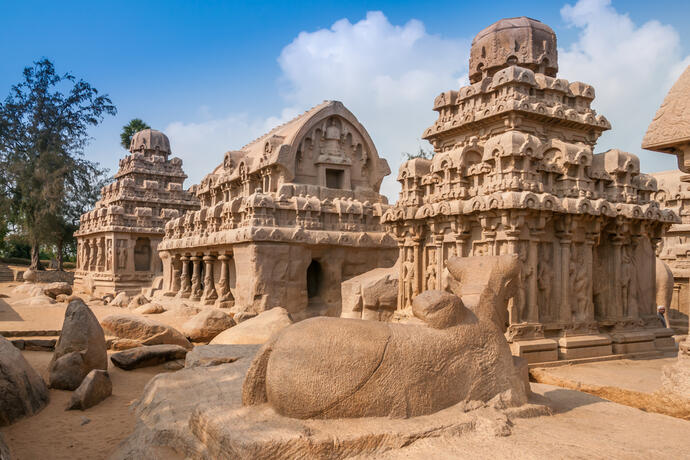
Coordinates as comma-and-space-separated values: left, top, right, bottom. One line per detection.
166, 3, 690, 200
558, 0, 690, 171
166, 11, 468, 200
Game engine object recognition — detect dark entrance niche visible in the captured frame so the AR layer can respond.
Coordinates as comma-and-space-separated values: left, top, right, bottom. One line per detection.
306, 259, 323, 298
134, 237, 151, 271
325, 168, 344, 189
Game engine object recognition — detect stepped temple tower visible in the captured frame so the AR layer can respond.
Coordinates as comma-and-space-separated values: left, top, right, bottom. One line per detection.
158, 101, 397, 319
74, 129, 200, 295
381, 17, 678, 363
646, 65, 690, 334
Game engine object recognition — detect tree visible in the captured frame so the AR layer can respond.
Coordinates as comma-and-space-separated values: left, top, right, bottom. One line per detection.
402, 145, 434, 161
0, 59, 116, 270
120, 118, 150, 150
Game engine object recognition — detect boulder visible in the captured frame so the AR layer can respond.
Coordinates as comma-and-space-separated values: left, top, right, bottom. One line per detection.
0, 335, 49, 426
109, 292, 130, 307
43, 282, 72, 299
128, 294, 149, 309
55, 294, 69, 303
107, 338, 143, 351
48, 299, 108, 390
66, 369, 112, 411
133, 303, 165, 315
160, 302, 200, 318
210, 307, 292, 345
12, 283, 45, 297
111, 344, 188, 370
13, 295, 56, 307
182, 309, 235, 342
21, 269, 37, 283
341, 263, 398, 321
101, 314, 192, 349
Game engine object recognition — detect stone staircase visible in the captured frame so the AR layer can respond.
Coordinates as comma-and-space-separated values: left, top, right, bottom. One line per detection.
0, 263, 14, 282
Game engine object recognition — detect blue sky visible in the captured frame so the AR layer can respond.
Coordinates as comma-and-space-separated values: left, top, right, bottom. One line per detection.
2, 0, 689, 200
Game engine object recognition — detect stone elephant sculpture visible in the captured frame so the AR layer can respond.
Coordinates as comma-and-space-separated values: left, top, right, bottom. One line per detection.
242, 254, 528, 419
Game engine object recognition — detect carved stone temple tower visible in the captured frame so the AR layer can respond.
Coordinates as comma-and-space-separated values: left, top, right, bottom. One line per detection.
381, 17, 679, 363
158, 101, 398, 320
646, 65, 690, 335
74, 129, 200, 295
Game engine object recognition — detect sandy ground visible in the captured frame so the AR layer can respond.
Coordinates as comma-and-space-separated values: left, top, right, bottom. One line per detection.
2, 351, 170, 460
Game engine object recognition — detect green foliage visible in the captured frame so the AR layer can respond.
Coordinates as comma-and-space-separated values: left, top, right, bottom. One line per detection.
120, 118, 150, 150
402, 145, 434, 161
0, 58, 116, 269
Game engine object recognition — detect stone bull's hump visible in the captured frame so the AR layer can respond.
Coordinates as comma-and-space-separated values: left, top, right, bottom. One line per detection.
265, 317, 391, 419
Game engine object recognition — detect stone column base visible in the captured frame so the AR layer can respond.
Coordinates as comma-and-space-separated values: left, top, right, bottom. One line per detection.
510, 339, 558, 364
557, 335, 612, 360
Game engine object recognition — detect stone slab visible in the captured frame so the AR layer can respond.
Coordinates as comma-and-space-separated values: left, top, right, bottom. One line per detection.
557, 335, 612, 348
612, 341, 656, 354
610, 331, 656, 344
510, 338, 558, 353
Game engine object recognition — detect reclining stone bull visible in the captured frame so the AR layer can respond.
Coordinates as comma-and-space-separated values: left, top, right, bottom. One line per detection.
242, 254, 529, 419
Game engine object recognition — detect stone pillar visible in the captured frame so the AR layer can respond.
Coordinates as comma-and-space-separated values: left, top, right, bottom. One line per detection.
190, 256, 202, 301
583, 234, 596, 321
397, 243, 405, 309
435, 234, 444, 290
202, 255, 218, 304
169, 255, 181, 294
178, 256, 191, 298
527, 238, 539, 323
559, 236, 572, 323
612, 236, 623, 319
216, 254, 230, 301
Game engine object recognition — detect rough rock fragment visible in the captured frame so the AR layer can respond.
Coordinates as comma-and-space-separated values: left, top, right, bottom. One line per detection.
101, 314, 192, 349
210, 307, 292, 345
111, 344, 188, 370
42, 282, 72, 298
66, 369, 112, 411
49, 299, 108, 390
181, 308, 235, 342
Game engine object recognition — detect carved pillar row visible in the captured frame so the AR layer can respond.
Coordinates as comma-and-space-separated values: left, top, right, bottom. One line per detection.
202, 255, 218, 303
190, 256, 202, 301
178, 256, 191, 298
216, 254, 230, 301
435, 233, 444, 291
397, 243, 406, 309
612, 237, 623, 319
89, 239, 97, 271
582, 235, 596, 322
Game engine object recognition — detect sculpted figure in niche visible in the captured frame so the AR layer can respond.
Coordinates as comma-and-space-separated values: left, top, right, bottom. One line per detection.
537, 245, 553, 319
106, 239, 113, 272
223, 153, 234, 173
571, 247, 589, 321
402, 249, 416, 308
516, 244, 532, 323
426, 261, 437, 290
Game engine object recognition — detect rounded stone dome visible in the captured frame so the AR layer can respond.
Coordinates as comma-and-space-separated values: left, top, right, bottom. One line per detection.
129, 129, 171, 155
469, 17, 558, 84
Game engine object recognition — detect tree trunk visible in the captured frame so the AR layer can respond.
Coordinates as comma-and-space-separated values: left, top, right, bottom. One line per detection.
57, 239, 64, 271
30, 240, 41, 271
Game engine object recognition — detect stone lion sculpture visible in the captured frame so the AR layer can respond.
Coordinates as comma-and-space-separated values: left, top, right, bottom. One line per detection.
242, 254, 527, 419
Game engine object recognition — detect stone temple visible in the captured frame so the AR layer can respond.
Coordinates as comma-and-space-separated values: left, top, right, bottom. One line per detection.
74, 129, 200, 295
380, 17, 678, 363
158, 101, 397, 320
646, 65, 690, 335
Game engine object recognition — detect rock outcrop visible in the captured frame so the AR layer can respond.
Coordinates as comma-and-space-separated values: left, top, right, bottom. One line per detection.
101, 314, 192, 349
210, 307, 292, 345
43, 282, 73, 299
0, 336, 49, 426
66, 369, 112, 410
340, 263, 398, 321
181, 308, 235, 342
48, 299, 108, 390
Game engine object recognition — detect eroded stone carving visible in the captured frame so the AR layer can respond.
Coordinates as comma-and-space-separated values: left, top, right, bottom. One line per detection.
158, 101, 397, 317
374, 17, 677, 363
